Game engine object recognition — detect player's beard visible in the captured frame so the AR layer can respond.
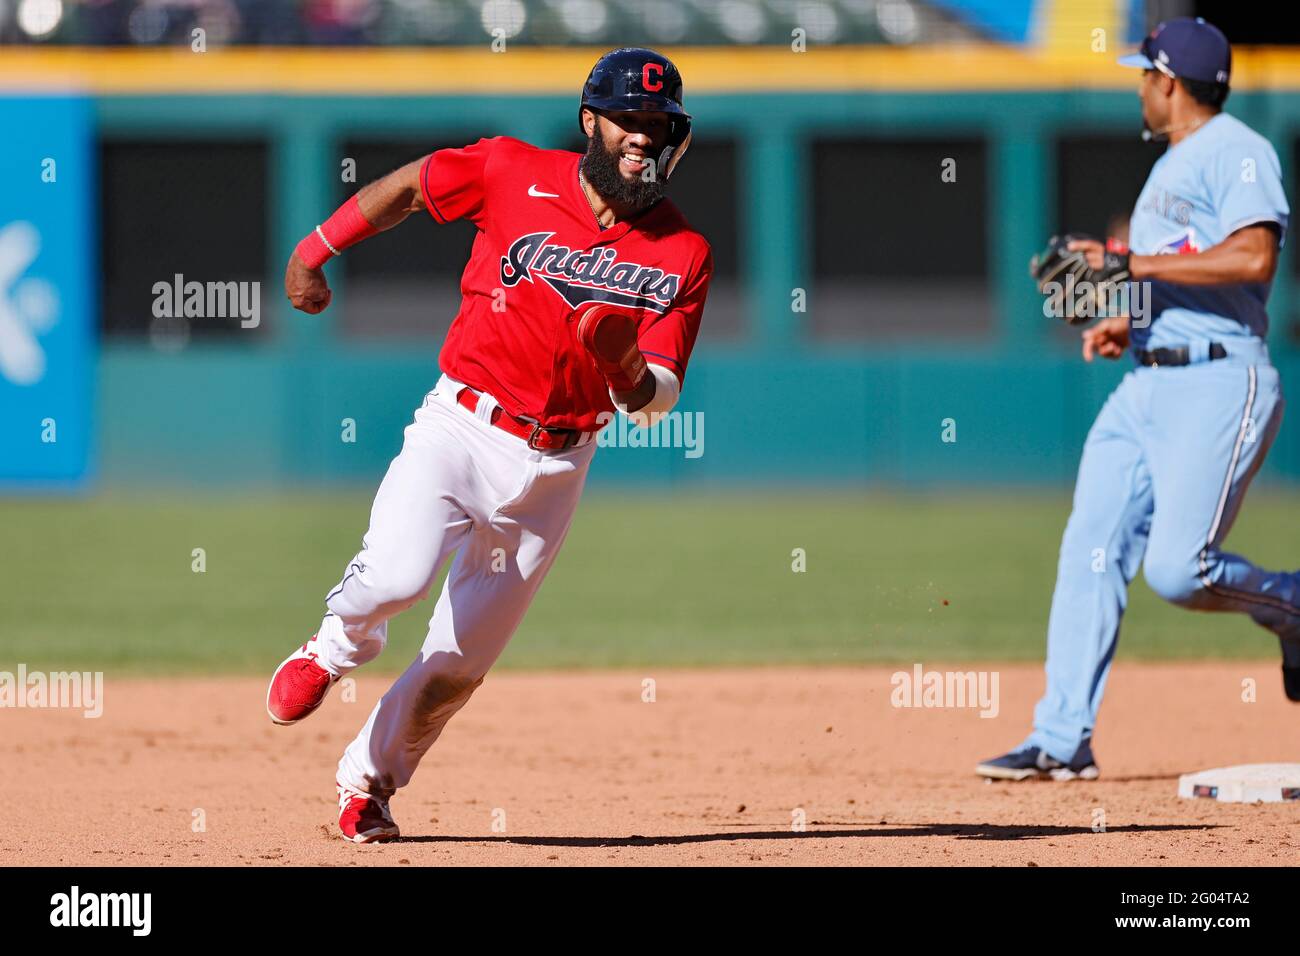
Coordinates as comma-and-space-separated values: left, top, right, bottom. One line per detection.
580, 133, 665, 212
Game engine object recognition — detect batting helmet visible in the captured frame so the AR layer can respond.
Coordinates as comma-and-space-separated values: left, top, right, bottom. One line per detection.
579, 47, 693, 181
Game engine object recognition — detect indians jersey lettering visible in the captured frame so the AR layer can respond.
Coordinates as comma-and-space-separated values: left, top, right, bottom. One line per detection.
499, 233, 681, 312
419, 136, 713, 432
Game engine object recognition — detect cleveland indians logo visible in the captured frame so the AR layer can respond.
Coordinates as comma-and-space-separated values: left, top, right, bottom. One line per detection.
499, 232, 681, 313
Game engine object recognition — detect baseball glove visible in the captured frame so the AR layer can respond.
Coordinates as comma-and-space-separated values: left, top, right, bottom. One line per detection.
1029, 234, 1131, 325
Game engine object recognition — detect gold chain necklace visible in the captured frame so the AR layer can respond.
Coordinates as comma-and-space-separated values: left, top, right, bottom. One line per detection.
578, 170, 607, 230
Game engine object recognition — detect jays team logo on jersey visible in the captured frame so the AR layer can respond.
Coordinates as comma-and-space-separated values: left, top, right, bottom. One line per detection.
499, 232, 682, 313
1155, 228, 1201, 255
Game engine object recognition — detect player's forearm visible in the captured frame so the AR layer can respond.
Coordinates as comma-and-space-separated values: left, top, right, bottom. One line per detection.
611, 373, 656, 413
292, 159, 427, 269
1131, 251, 1270, 285
1130, 231, 1277, 286
612, 364, 680, 422
354, 158, 427, 232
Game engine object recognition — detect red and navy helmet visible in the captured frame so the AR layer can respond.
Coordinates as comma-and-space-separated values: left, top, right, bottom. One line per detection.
579, 47, 693, 180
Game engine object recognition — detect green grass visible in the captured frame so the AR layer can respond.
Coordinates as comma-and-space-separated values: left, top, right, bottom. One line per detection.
2, 490, 1297, 674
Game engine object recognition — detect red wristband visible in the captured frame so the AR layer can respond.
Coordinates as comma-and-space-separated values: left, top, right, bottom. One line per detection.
294, 195, 378, 269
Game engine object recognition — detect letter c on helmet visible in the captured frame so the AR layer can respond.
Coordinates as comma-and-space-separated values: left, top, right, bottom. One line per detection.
642, 62, 663, 92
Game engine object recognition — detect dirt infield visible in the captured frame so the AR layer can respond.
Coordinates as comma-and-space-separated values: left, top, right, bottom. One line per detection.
2, 662, 1297, 866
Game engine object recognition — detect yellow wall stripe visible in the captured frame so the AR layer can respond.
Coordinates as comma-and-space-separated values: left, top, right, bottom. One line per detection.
3, 45, 1300, 94
1037, 0, 1120, 54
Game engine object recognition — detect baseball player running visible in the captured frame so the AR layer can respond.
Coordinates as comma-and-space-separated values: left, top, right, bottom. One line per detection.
265, 48, 712, 841
979, 17, 1299, 781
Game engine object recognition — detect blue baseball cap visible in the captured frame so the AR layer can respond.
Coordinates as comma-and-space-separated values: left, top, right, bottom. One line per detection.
1118, 17, 1231, 86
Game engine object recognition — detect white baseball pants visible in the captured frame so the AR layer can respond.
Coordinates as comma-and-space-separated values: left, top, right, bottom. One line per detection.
309, 374, 596, 798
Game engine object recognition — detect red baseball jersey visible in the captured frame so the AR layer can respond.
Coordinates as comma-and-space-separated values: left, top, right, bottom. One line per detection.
419, 136, 713, 432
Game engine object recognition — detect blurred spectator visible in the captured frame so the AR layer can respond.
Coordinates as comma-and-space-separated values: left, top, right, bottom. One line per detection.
303, 0, 377, 45
0, 0, 987, 46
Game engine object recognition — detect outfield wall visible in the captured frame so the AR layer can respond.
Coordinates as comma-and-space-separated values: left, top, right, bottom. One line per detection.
5, 49, 1300, 487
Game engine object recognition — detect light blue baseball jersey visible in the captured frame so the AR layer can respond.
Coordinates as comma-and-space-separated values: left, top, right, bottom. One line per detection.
1021, 113, 1300, 766
1128, 111, 1289, 352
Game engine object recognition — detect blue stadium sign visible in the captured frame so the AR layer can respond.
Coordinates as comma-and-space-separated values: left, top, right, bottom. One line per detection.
0, 96, 94, 487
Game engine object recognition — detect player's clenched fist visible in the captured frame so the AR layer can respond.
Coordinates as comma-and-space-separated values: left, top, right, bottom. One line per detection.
285, 252, 333, 315
575, 303, 648, 394
1081, 315, 1129, 362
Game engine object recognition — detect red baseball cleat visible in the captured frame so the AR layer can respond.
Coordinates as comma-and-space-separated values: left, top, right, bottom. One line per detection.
337, 783, 401, 844
266, 640, 338, 726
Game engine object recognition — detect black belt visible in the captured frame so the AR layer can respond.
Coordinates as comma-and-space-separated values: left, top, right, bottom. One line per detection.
1135, 342, 1227, 368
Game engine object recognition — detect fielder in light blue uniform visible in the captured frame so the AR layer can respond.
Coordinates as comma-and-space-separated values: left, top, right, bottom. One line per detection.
979, 17, 1300, 781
